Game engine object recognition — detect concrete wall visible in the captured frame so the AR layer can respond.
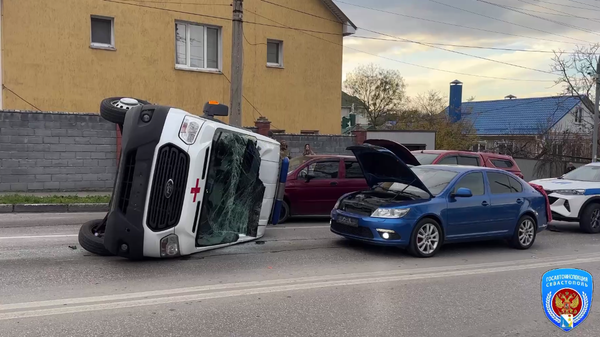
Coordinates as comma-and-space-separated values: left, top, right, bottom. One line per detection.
0, 111, 117, 192
366, 130, 436, 150
514, 158, 586, 182
273, 134, 356, 157
3, 0, 346, 134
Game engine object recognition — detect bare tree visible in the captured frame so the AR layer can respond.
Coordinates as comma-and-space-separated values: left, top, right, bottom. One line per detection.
552, 44, 599, 120
394, 90, 477, 150
410, 90, 447, 115
344, 64, 407, 127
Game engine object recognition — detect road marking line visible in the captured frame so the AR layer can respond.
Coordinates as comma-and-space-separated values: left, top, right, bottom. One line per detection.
0, 234, 78, 240
1, 254, 599, 320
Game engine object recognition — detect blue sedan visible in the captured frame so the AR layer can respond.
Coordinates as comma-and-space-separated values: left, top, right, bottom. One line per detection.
330, 140, 549, 257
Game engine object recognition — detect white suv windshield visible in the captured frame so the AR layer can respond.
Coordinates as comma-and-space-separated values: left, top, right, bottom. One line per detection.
562, 165, 600, 182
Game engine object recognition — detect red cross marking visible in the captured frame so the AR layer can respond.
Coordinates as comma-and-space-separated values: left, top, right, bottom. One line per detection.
190, 179, 201, 202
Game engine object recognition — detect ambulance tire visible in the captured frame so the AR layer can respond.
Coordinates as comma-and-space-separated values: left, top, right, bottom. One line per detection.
99, 97, 150, 125
78, 219, 113, 256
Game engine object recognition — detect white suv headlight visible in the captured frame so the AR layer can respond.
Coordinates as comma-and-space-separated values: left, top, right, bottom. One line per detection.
554, 189, 585, 195
179, 116, 203, 145
371, 208, 410, 218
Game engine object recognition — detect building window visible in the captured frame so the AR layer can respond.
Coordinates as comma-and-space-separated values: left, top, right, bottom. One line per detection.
91, 16, 114, 49
267, 40, 283, 67
574, 107, 584, 123
175, 21, 221, 71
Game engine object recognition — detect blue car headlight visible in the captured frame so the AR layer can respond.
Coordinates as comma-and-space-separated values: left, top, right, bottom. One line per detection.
371, 208, 410, 219
554, 189, 585, 195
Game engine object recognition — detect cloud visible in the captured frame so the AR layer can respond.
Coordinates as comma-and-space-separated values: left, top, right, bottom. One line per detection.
338, 0, 594, 100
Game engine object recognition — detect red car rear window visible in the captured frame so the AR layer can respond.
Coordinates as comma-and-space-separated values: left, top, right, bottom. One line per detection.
490, 159, 514, 168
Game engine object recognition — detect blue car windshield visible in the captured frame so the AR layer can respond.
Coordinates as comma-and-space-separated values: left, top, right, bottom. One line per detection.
381, 167, 458, 196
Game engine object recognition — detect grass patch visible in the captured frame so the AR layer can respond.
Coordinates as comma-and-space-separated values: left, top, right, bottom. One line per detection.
0, 195, 111, 205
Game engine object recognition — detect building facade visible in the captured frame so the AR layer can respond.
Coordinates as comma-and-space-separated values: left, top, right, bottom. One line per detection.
0, 0, 355, 134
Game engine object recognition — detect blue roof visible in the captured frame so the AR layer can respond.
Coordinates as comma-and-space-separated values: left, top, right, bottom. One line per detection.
446, 96, 582, 135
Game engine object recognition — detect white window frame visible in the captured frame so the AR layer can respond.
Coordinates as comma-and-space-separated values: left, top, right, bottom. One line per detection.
267, 39, 284, 68
175, 21, 222, 73
90, 15, 115, 50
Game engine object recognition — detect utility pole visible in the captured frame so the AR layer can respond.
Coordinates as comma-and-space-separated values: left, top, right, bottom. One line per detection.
229, 0, 244, 127
593, 58, 600, 162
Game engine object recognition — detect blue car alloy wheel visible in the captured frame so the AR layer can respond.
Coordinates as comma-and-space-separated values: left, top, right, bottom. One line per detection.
408, 218, 442, 258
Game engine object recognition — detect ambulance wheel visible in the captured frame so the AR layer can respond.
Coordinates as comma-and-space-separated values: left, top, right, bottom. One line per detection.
279, 200, 290, 224
78, 219, 113, 256
580, 203, 600, 234
100, 97, 149, 125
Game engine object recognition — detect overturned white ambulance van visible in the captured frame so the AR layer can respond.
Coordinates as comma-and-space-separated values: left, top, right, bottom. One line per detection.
78, 97, 288, 259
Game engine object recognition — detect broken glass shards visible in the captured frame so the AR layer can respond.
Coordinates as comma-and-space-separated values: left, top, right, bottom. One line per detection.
196, 129, 266, 247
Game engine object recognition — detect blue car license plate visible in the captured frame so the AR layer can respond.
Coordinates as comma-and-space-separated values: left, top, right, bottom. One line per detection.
338, 216, 358, 227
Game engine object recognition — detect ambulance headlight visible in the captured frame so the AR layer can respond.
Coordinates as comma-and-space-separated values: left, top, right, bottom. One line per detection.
179, 116, 203, 145
160, 234, 180, 258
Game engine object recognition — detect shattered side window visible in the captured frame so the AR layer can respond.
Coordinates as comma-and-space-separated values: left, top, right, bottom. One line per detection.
196, 129, 266, 247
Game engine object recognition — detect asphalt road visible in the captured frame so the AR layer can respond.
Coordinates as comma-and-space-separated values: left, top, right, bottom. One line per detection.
0, 214, 599, 337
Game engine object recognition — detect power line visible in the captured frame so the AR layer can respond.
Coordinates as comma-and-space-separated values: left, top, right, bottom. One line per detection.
503, 3, 600, 20
517, 0, 600, 22
243, 32, 266, 46
3, 85, 42, 111
260, 1, 557, 75
104, 0, 342, 35
534, 0, 600, 11
246, 9, 554, 83
476, 0, 600, 36
351, 35, 579, 54
221, 71, 283, 130
568, 0, 600, 10
358, 27, 557, 76
262, 1, 584, 54
426, 0, 591, 44
334, 0, 579, 46
118, 0, 230, 5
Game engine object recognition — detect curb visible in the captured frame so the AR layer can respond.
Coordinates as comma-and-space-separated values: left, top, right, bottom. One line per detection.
5, 203, 109, 213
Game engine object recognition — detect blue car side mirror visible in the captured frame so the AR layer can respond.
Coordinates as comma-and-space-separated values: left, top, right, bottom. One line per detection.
453, 187, 473, 198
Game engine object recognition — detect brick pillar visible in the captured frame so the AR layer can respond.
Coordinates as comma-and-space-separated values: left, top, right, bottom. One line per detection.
352, 129, 367, 145
255, 116, 271, 136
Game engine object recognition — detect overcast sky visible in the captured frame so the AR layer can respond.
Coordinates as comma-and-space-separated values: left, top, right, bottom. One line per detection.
336, 0, 597, 102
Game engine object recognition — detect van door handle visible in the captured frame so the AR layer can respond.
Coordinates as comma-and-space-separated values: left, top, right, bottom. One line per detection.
481, 201, 489, 206
516, 198, 523, 204
330, 181, 338, 186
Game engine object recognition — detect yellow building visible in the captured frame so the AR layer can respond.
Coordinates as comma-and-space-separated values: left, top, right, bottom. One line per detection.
0, 0, 355, 134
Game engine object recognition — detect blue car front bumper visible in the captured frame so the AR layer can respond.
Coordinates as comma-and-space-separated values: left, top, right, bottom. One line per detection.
330, 209, 414, 247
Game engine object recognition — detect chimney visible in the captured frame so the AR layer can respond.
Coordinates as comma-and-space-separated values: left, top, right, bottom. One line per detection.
254, 116, 271, 136
449, 80, 462, 123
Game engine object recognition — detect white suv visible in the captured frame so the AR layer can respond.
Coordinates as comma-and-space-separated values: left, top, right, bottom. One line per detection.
531, 163, 600, 233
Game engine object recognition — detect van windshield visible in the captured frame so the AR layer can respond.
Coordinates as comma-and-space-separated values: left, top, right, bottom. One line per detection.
196, 129, 266, 246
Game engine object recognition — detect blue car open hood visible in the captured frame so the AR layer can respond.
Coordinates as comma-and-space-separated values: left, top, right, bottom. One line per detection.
348, 139, 433, 197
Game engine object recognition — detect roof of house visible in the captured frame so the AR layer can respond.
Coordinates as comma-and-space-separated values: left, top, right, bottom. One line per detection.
448, 96, 583, 136
320, 0, 357, 35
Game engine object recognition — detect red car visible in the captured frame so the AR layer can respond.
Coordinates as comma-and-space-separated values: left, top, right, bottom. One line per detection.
411, 150, 524, 178
280, 155, 369, 223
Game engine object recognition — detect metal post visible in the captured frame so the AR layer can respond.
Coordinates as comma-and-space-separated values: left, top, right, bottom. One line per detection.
229, 0, 244, 127
593, 58, 600, 162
